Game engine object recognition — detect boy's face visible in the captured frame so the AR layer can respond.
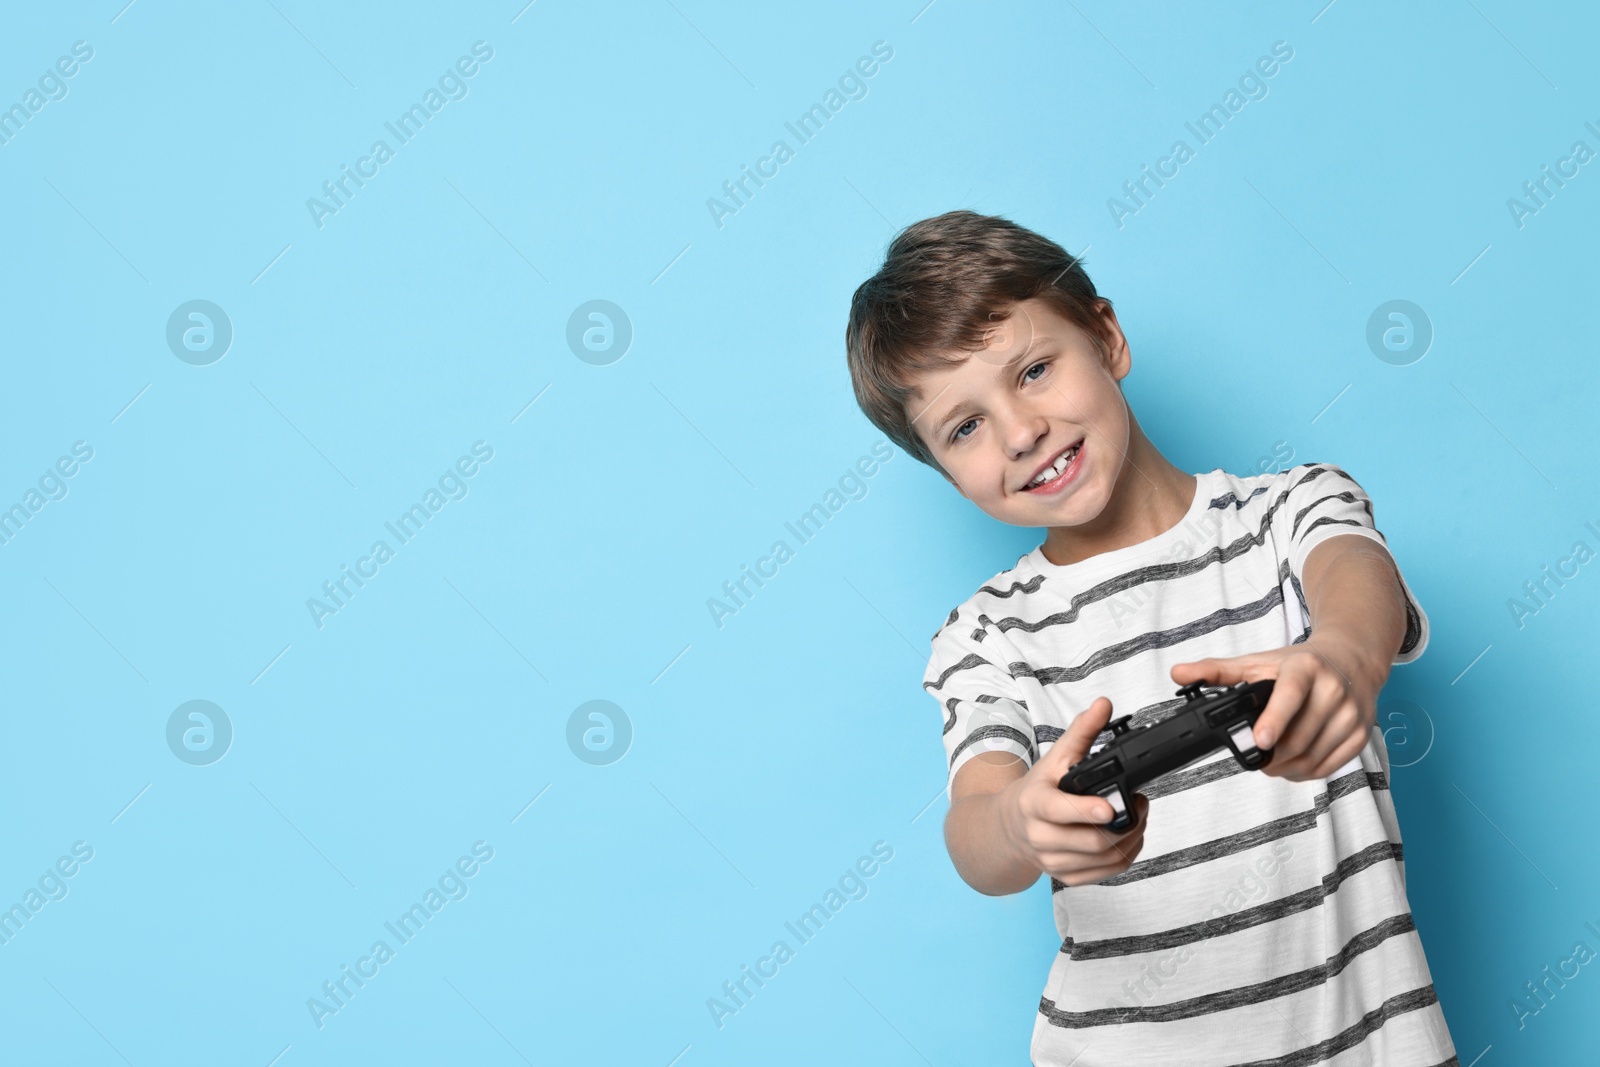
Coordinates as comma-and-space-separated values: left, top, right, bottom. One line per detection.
906, 296, 1132, 529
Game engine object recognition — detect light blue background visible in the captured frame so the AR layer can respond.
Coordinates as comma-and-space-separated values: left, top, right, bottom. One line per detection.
1, 1, 1595, 1063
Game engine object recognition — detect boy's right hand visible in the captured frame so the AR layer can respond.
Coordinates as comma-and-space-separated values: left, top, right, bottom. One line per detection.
998, 697, 1149, 887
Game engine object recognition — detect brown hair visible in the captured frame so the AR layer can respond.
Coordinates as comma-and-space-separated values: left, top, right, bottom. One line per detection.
844, 210, 1112, 476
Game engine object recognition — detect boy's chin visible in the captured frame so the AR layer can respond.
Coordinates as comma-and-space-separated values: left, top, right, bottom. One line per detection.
974, 498, 1058, 528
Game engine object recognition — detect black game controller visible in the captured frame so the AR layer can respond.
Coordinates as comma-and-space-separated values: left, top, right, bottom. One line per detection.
1057, 680, 1276, 832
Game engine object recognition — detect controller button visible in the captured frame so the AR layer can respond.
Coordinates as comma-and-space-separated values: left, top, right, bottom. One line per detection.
1229, 724, 1257, 753
1102, 786, 1128, 817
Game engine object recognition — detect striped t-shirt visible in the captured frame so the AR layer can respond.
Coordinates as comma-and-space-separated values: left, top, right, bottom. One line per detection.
923, 463, 1457, 1067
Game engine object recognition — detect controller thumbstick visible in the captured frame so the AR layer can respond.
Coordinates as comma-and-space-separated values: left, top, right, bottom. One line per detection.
1177, 682, 1206, 702
1108, 714, 1133, 736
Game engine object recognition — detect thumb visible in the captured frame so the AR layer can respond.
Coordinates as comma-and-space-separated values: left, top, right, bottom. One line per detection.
1043, 697, 1113, 771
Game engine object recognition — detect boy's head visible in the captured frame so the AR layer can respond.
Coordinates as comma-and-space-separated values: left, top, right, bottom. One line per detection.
845, 210, 1135, 529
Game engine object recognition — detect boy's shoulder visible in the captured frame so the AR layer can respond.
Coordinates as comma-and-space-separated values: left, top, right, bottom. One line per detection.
1194, 459, 1367, 522
927, 550, 1042, 646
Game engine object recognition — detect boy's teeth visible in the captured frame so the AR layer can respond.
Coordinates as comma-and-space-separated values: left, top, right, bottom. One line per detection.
1029, 446, 1078, 487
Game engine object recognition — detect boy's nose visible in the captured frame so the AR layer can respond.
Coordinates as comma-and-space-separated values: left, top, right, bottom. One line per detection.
1005, 411, 1052, 457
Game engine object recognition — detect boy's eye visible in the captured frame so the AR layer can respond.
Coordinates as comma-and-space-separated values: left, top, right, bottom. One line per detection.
1024, 360, 1049, 382
951, 418, 977, 442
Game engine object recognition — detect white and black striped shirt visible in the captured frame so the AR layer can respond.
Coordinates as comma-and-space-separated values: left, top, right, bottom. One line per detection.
924, 463, 1457, 1066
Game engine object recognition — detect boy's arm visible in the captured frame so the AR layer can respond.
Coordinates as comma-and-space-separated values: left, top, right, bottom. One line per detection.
1171, 533, 1414, 781
1298, 533, 1409, 685
944, 698, 1150, 896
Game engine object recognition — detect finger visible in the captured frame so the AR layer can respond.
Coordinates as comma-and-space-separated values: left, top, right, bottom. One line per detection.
1272, 673, 1342, 764
1030, 783, 1145, 831
1299, 700, 1360, 771
1043, 697, 1114, 772
1270, 728, 1356, 780
1043, 844, 1145, 883
1170, 655, 1261, 688
1044, 828, 1145, 877
1079, 793, 1149, 847
1034, 788, 1121, 833
1253, 655, 1313, 750
1054, 851, 1143, 887
1095, 791, 1148, 834
1310, 726, 1370, 780
1031, 822, 1140, 856
1046, 799, 1149, 878
1263, 756, 1315, 781
1095, 812, 1148, 853
1039, 751, 1145, 830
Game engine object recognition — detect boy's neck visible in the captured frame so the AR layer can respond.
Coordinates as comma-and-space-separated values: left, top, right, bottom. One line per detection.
1039, 414, 1196, 567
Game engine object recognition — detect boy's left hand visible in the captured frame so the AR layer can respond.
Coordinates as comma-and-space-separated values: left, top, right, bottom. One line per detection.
1169, 633, 1387, 782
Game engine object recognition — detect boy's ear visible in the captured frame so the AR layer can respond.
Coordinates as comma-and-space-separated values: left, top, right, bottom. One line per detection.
1092, 301, 1133, 382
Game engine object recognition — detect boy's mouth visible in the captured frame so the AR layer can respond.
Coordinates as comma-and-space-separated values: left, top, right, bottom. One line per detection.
1022, 439, 1085, 493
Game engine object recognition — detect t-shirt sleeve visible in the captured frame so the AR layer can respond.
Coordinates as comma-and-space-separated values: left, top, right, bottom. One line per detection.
923, 608, 1038, 792
1273, 462, 1428, 664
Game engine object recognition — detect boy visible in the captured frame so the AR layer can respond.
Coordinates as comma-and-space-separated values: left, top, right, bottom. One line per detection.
844, 211, 1457, 1066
